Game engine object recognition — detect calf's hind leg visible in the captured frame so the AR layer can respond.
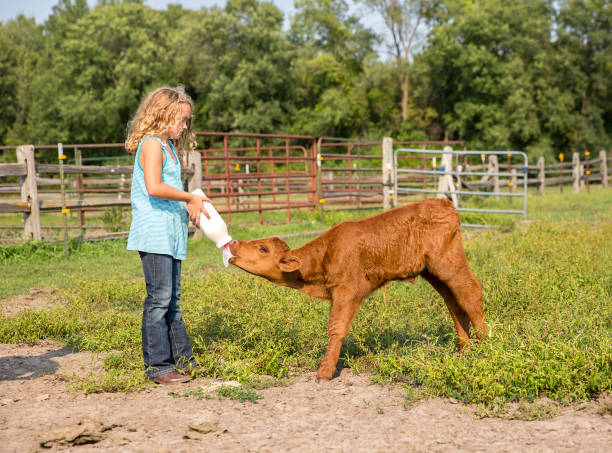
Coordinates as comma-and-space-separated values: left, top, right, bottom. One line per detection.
421, 270, 472, 347
444, 267, 488, 341
425, 244, 488, 346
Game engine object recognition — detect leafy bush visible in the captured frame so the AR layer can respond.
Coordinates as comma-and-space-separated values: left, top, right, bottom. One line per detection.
101, 206, 127, 232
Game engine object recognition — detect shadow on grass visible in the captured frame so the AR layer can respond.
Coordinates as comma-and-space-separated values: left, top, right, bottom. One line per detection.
0, 346, 75, 381
190, 313, 240, 346
343, 323, 456, 355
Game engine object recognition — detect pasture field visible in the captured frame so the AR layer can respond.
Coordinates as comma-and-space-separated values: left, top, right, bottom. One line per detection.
1, 187, 610, 412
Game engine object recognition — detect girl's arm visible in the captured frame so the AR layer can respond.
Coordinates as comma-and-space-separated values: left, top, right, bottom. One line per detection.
140, 139, 209, 226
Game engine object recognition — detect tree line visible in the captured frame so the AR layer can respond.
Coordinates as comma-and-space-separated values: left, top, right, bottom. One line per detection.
1, 0, 610, 161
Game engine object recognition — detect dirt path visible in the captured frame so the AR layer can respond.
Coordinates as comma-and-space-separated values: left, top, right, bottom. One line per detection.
0, 342, 610, 452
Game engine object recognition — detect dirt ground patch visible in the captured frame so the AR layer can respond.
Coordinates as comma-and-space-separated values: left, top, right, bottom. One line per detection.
0, 287, 61, 317
0, 341, 610, 453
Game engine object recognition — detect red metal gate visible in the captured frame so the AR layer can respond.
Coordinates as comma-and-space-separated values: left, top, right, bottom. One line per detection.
195, 132, 318, 225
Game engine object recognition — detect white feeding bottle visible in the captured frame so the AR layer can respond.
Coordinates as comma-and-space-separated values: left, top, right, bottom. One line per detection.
191, 189, 234, 266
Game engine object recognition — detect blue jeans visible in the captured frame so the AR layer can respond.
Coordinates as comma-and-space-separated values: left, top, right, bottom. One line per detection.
139, 251, 196, 378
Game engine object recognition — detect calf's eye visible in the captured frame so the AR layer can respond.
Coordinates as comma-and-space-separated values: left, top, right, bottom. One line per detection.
259, 245, 268, 253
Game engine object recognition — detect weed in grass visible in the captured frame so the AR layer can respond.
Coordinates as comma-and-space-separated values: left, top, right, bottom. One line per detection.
511, 400, 559, 421
168, 389, 214, 400
70, 368, 147, 394
475, 398, 510, 419
401, 384, 430, 407
101, 206, 128, 232
248, 376, 291, 390
475, 398, 560, 421
215, 385, 262, 403
597, 401, 612, 416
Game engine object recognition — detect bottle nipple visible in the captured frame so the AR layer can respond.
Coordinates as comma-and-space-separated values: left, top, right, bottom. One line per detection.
222, 243, 234, 267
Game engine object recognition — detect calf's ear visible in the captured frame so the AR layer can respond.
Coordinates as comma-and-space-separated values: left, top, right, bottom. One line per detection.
278, 255, 301, 272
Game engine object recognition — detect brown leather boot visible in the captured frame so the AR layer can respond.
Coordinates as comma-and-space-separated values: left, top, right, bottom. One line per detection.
152, 371, 191, 384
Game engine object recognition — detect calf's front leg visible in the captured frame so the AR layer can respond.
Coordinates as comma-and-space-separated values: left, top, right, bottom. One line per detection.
316, 285, 363, 383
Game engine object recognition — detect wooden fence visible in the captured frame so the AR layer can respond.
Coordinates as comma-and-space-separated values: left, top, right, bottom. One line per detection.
1, 145, 190, 241
0, 133, 318, 243
0, 142, 609, 244
451, 150, 609, 194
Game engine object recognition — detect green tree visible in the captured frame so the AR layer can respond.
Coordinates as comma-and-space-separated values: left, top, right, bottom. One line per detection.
44, 0, 90, 41
0, 17, 45, 147
415, 0, 611, 156
289, 0, 382, 137
0, 24, 20, 147
172, 0, 294, 134
291, 0, 378, 70
416, 0, 554, 152
554, 0, 611, 154
26, 2, 172, 145
360, 0, 430, 123
290, 51, 370, 136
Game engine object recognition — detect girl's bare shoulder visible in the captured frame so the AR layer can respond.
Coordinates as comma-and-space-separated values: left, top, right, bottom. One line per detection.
141, 138, 164, 156
139, 137, 165, 168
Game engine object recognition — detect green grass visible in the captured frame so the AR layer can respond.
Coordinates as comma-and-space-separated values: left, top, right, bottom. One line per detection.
214, 385, 263, 403
0, 207, 327, 297
0, 187, 610, 412
168, 388, 215, 400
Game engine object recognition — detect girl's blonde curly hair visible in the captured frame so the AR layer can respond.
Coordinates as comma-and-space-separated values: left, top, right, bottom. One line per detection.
125, 85, 197, 160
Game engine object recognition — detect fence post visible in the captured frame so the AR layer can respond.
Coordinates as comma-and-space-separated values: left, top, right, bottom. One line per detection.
599, 150, 608, 188
584, 151, 591, 193
558, 153, 565, 192
382, 137, 394, 210
488, 155, 499, 198
118, 174, 125, 200
316, 137, 325, 223
510, 168, 517, 191
74, 148, 85, 236
537, 156, 545, 195
326, 171, 334, 191
58, 143, 69, 256
187, 150, 203, 240
437, 146, 457, 207
16, 145, 42, 241
572, 152, 580, 192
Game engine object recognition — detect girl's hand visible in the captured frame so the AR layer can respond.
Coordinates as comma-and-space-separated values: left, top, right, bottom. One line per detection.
187, 194, 211, 228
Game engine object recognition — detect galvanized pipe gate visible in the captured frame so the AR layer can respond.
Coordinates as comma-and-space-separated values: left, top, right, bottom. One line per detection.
393, 147, 528, 227
315, 137, 465, 217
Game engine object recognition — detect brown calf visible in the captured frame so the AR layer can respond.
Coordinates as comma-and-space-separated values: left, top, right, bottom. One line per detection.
228, 198, 488, 382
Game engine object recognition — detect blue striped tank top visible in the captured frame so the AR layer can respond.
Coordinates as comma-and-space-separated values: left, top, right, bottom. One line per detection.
127, 136, 188, 260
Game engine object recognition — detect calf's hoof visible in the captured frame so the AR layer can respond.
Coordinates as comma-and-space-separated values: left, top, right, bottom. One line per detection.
316, 366, 333, 383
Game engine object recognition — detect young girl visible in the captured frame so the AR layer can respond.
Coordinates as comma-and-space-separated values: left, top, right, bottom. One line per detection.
125, 86, 209, 384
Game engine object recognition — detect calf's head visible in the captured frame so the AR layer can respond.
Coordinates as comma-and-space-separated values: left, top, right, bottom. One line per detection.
228, 237, 301, 281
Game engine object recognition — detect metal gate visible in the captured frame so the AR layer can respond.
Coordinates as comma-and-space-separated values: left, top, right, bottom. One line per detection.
316, 137, 465, 210
196, 132, 318, 225
393, 148, 528, 227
